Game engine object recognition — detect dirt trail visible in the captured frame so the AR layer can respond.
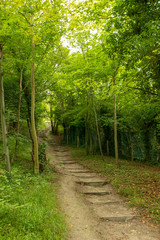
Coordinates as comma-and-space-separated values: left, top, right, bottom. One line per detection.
47, 135, 160, 240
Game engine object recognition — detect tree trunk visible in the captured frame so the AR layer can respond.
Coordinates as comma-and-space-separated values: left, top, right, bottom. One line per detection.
130, 135, 134, 161
90, 135, 93, 154
114, 94, 118, 164
77, 135, 80, 148
31, 21, 39, 174
131, 141, 134, 161
12, 69, 23, 162
50, 105, 54, 133
67, 133, 69, 144
85, 121, 89, 155
93, 133, 97, 155
107, 140, 109, 156
93, 105, 104, 159
113, 75, 118, 164
55, 121, 58, 135
27, 118, 34, 156
91, 86, 103, 159
144, 128, 151, 162
0, 44, 11, 175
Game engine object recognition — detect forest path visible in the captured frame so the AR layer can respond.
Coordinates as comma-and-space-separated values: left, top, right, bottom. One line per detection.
47, 134, 160, 240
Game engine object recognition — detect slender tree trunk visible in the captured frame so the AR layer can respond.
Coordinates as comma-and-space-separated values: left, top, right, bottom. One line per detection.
50, 105, 54, 133
130, 141, 134, 161
77, 135, 79, 148
129, 134, 134, 161
26, 118, 34, 163
53, 119, 56, 134
107, 140, 109, 156
85, 96, 89, 155
67, 130, 69, 144
55, 122, 58, 135
31, 19, 39, 174
93, 133, 97, 155
91, 87, 103, 158
93, 105, 104, 159
90, 135, 93, 154
63, 123, 66, 142
0, 44, 11, 175
12, 69, 23, 162
85, 120, 89, 155
144, 128, 151, 162
113, 76, 118, 164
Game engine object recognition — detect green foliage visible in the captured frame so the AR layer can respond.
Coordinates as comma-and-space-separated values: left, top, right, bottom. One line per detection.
0, 0, 160, 235
0, 168, 66, 240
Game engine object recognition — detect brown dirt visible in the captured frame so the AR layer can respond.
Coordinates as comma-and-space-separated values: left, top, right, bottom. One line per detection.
47, 135, 160, 240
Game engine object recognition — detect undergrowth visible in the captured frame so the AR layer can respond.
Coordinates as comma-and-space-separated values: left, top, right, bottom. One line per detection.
71, 147, 160, 228
0, 141, 66, 240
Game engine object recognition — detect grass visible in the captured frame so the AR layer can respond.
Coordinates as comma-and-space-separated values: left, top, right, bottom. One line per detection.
0, 141, 66, 240
70, 147, 160, 228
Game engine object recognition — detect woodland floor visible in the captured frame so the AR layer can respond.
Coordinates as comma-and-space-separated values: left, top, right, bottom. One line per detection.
46, 134, 160, 240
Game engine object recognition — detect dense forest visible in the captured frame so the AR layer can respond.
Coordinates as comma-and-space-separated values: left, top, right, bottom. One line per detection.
0, 0, 160, 238
1, 0, 160, 173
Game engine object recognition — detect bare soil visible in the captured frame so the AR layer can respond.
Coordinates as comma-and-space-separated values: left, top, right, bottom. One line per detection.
47, 135, 160, 240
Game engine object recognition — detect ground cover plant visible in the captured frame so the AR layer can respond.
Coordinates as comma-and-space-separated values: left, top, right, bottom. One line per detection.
0, 151, 66, 240
71, 147, 160, 229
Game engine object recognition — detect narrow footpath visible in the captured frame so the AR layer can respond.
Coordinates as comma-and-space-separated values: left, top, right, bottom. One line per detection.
47, 135, 160, 240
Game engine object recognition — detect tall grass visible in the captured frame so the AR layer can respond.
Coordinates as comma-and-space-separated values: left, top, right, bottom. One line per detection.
0, 138, 66, 240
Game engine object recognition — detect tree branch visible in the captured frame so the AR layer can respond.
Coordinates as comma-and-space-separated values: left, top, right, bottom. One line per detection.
19, 12, 32, 26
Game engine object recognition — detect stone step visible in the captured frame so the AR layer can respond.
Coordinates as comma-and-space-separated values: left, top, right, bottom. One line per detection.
60, 155, 71, 157
83, 191, 111, 196
58, 161, 78, 165
85, 194, 122, 205
65, 167, 84, 170
57, 157, 72, 160
100, 215, 136, 222
67, 170, 92, 173
71, 172, 99, 178
93, 203, 137, 222
63, 164, 83, 168
57, 159, 76, 162
58, 159, 73, 162
76, 178, 109, 187
80, 185, 112, 196
73, 175, 96, 178
55, 154, 70, 156
54, 149, 67, 152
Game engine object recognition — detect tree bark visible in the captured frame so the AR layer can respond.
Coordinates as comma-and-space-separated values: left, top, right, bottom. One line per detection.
12, 69, 23, 162
85, 120, 89, 155
67, 132, 69, 144
91, 87, 103, 158
130, 141, 134, 161
50, 105, 54, 133
113, 76, 119, 164
85, 96, 89, 155
107, 140, 109, 156
93, 133, 97, 155
93, 105, 104, 159
144, 128, 151, 162
130, 135, 134, 161
90, 135, 93, 154
0, 44, 11, 175
27, 118, 34, 150
31, 17, 39, 174
55, 121, 58, 135
77, 135, 80, 148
